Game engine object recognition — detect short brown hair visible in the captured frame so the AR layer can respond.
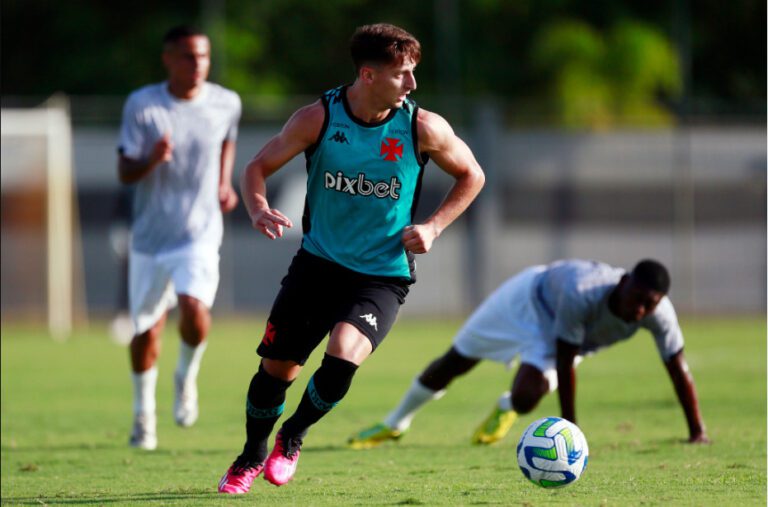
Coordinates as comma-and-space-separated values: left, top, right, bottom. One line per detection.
350, 23, 421, 70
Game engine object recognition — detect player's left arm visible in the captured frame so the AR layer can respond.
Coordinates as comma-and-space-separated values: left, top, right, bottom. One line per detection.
404, 109, 485, 253
219, 139, 239, 213
555, 338, 580, 424
663, 350, 710, 444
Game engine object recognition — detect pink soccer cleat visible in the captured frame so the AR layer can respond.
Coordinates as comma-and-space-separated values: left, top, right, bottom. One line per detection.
263, 431, 303, 486
218, 460, 264, 494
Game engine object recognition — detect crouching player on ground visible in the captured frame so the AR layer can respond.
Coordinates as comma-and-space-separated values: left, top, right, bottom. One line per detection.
349, 259, 710, 448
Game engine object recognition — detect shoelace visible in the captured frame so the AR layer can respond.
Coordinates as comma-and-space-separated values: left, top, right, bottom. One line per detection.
231, 462, 260, 475
282, 436, 303, 459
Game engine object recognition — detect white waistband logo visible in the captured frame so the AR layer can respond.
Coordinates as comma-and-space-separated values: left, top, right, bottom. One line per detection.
359, 313, 378, 331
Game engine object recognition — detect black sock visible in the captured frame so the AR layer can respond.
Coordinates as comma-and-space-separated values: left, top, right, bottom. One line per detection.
280, 354, 358, 439
239, 364, 292, 463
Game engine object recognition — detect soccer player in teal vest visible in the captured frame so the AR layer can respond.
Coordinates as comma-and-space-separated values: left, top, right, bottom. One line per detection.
218, 23, 485, 492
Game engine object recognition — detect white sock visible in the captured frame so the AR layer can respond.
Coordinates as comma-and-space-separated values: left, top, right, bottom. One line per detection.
498, 391, 513, 411
175, 340, 208, 383
383, 378, 446, 432
132, 366, 158, 416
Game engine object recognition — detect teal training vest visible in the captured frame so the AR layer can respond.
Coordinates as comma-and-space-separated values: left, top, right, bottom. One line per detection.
301, 85, 427, 280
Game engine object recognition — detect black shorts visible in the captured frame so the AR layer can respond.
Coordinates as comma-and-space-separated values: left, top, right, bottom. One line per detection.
257, 249, 411, 365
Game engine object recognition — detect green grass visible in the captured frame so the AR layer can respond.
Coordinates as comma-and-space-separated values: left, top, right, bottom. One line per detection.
1, 316, 765, 506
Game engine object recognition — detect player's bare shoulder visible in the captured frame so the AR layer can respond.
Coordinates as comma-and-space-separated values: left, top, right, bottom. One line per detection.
416, 107, 455, 152
282, 99, 326, 145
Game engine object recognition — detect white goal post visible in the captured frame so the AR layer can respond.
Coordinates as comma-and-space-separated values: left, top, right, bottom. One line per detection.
1, 95, 83, 339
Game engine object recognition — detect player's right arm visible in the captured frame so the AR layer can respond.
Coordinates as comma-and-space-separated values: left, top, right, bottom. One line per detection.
647, 298, 709, 443
240, 100, 325, 239
555, 338, 580, 424
117, 91, 174, 185
664, 350, 710, 444
552, 283, 587, 424
404, 109, 485, 253
118, 133, 173, 184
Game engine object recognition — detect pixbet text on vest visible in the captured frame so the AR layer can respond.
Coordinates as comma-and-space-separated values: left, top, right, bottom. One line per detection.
324, 171, 401, 200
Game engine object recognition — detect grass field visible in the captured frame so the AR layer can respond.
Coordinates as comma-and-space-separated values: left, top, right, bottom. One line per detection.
1, 316, 765, 506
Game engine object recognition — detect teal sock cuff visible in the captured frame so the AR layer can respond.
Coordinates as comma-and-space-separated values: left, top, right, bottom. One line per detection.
246, 399, 285, 419
307, 376, 339, 412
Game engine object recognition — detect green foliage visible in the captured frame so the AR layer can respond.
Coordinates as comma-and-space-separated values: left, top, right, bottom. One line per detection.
1, 1, 762, 119
1, 316, 765, 505
606, 21, 682, 123
532, 19, 681, 128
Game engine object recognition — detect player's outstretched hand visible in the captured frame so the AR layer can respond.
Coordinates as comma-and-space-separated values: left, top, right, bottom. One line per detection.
251, 208, 293, 239
219, 185, 239, 213
401, 223, 439, 254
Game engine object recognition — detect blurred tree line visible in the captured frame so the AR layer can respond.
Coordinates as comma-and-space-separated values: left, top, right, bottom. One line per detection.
1, 0, 764, 127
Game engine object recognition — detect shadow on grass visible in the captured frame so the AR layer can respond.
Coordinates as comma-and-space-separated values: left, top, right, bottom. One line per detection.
1, 444, 237, 457
1, 491, 222, 505
1, 443, 123, 453
304, 442, 505, 453
630, 436, 700, 447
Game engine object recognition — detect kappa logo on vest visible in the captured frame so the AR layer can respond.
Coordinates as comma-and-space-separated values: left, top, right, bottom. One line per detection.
328, 130, 350, 144
324, 171, 401, 200
380, 137, 404, 162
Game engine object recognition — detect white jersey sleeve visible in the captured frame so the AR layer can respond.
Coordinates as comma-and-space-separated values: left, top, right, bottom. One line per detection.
642, 296, 684, 361
225, 94, 242, 142
552, 282, 590, 346
118, 91, 150, 160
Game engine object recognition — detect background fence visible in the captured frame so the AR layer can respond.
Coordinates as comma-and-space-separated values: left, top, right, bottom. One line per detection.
3, 97, 761, 327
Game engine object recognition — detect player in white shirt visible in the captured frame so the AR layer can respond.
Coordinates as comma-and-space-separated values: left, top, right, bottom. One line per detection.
349, 259, 709, 448
117, 25, 241, 450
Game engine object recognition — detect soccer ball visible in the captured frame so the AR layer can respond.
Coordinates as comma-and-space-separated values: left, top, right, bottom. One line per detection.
517, 417, 589, 488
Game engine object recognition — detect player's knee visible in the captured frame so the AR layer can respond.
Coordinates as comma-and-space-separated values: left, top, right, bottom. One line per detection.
418, 348, 476, 391
178, 296, 210, 344
510, 386, 546, 414
132, 327, 160, 349
247, 363, 293, 408
130, 329, 161, 370
263, 358, 303, 382
418, 368, 453, 390
510, 392, 535, 414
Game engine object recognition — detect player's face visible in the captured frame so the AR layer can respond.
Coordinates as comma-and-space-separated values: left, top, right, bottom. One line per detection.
163, 35, 211, 90
616, 281, 664, 323
370, 57, 417, 109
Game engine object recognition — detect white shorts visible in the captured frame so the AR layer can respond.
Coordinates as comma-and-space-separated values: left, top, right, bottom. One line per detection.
129, 245, 219, 335
452, 265, 580, 392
